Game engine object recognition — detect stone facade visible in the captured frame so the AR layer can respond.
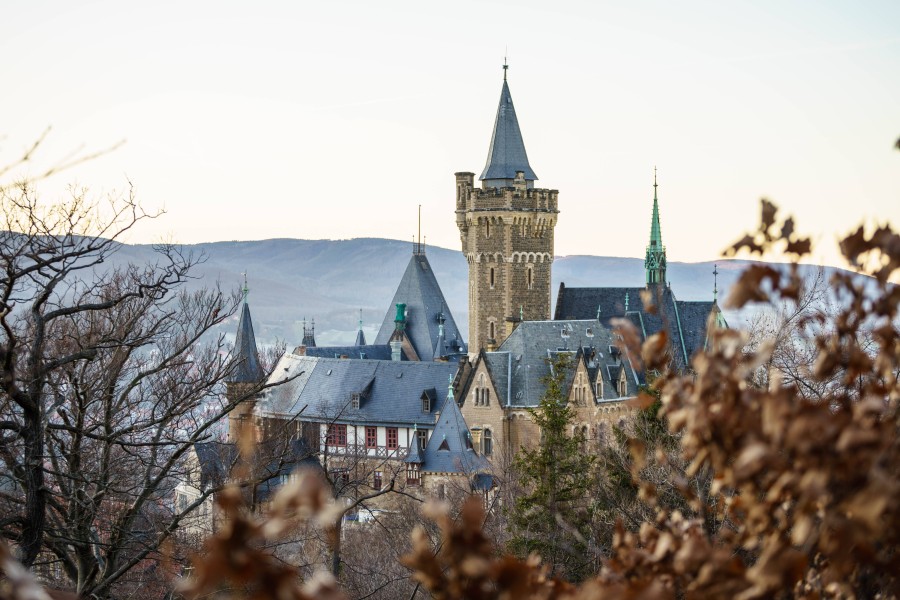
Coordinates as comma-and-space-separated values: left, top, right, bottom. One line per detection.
458, 349, 636, 463
455, 171, 558, 352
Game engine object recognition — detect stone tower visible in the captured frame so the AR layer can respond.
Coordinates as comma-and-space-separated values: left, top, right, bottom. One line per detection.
456, 66, 558, 352
644, 169, 667, 287
226, 281, 265, 443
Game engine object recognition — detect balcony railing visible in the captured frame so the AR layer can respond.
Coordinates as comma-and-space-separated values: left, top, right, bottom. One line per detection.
323, 443, 409, 459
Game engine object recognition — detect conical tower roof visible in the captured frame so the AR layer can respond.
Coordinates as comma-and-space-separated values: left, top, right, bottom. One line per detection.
229, 301, 264, 383
420, 382, 491, 475
374, 253, 466, 359
479, 75, 538, 183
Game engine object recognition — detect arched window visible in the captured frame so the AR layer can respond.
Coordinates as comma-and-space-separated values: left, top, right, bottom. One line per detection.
485, 219, 491, 238
483, 428, 493, 456
526, 266, 534, 290
488, 321, 495, 340
489, 267, 495, 289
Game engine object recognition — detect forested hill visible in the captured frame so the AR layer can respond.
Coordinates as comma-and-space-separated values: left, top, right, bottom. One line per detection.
104, 237, 831, 346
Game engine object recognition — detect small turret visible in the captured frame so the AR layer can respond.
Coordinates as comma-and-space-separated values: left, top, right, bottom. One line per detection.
354, 309, 366, 347
227, 276, 265, 443
301, 318, 317, 348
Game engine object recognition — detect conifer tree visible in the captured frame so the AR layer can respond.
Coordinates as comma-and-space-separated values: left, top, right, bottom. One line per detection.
507, 353, 596, 581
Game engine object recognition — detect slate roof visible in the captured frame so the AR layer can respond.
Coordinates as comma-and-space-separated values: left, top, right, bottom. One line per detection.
421, 395, 492, 476
553, 284, 717, 372
228, 302, 264, 383
258, 354, 458, 428
480, 79, 538, 183
193, 440, 321, 501
255, 439, 322, 503
404, 426, 425, 464
194, 442, 238, 491
354, 327, 367, 346
482, 320, 641, 408
373, 253, 466, 361
299, 344, 398, 361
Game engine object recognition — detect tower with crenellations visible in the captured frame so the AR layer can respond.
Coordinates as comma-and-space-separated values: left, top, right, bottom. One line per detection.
456, 64, 558, 352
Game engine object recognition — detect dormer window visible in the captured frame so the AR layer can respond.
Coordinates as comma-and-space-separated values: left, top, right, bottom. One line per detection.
618, 370, 627, 396
421, 388, 436, 413
350, 392, 361, 409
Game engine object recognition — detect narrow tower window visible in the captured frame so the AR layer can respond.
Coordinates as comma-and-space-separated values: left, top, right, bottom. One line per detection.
489, 268, 495, 289
485, 220, 491, 238
489, 321, 495, 340
526, 266, 533, 290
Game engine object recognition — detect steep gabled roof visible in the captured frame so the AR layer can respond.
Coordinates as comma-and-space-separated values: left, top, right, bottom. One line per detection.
229, 302, 264, 383
373, 253, 466, 360
421, 395, 491, 475
480, 79, 538, 183
491, 320, 639, 407
553, 284, 718, 372
258, 354, 457, 427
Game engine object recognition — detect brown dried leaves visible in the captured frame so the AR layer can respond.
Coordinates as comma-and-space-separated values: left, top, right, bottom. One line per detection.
179, 472, 346, 600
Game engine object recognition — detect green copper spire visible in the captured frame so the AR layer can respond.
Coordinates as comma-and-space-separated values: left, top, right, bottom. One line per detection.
645, 167, 667, 286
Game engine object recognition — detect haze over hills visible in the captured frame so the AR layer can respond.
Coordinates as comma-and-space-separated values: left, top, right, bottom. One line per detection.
97, 236, 847, 348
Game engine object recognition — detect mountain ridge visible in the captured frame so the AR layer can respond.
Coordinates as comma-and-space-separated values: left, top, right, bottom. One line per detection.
58, 236, 844, 346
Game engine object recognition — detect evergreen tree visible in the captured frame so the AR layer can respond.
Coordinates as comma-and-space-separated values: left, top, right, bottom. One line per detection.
507, 353, 596, 581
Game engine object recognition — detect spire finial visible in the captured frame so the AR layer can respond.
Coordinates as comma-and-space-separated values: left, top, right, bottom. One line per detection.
241, 272, 249, 303
358, 308, 363, 330
503, 51, 508, 81
713, 264, 719, 302
520, 305, 524, 321
653, 165, 658, 199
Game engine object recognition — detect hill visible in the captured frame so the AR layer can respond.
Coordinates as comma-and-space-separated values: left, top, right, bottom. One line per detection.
105, 237, 831, 346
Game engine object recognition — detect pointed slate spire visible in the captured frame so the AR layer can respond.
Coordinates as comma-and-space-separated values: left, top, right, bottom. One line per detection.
229, 278, 264, 383
404, 423, 425, 464
479, 64, 538, 186
354, 309, 367, 346
645, 167, 667, 286
418, 376, 492, 476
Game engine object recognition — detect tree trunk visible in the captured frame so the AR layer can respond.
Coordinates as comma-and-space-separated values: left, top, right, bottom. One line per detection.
20, 411, 45, 567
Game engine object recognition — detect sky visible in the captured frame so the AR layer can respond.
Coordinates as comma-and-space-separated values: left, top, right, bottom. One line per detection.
2, 0, 899, 268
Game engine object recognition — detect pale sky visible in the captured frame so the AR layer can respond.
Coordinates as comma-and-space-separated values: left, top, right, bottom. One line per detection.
3, 0, 899, 268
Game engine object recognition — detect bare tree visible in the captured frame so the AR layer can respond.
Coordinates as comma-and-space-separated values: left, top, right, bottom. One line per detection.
0, 151, 270, 597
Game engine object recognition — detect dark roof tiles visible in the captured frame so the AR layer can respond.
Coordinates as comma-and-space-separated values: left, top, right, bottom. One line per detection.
229, 302, 264, 383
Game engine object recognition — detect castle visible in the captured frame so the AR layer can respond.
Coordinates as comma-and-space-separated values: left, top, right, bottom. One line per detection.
208, 64, 725, 501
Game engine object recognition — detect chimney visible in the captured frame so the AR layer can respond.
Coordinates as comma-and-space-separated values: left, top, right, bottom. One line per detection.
390, 340, 402, 362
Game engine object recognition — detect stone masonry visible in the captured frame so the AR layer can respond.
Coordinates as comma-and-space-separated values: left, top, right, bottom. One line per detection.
455, 171, 558, 352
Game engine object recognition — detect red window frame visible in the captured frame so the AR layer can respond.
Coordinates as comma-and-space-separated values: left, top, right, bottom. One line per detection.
373, 471, 382, 489
326, 424, 347, 447
386, 427, 398, 450
365, 426, 377, 449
